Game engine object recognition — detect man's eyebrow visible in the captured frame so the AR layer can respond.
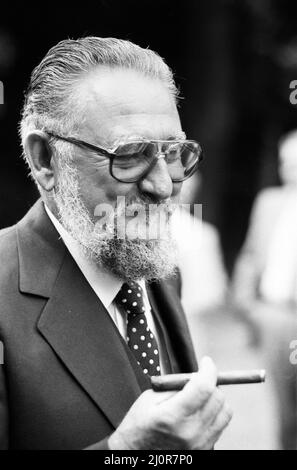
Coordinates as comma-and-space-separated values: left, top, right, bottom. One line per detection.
132, 132, 187, 141
112, 131, 187, 145
167, 132, 187, 140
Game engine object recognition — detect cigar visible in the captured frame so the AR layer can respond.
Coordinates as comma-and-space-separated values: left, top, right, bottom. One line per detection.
151, 369, 266, 391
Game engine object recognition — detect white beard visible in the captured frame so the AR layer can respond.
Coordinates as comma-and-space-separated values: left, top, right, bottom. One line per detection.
53, 160, 178, 282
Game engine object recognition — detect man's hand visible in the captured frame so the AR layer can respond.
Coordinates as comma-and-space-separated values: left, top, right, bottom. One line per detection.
108, 357, 232, 450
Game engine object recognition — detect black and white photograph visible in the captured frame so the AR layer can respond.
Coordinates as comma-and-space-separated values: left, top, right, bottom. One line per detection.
0, 0, 296, 452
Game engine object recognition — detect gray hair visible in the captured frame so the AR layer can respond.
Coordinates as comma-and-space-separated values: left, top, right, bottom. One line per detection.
20, 36, 179, 169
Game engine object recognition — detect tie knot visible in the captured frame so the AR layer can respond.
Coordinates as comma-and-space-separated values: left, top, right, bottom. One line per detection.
115, 282, 145, 315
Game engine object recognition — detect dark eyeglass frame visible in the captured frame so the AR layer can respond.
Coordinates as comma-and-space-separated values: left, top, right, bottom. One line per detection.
46, 131, 203, 183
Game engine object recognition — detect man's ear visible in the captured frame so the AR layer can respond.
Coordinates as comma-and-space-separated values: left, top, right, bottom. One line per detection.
24, 131, 56, 192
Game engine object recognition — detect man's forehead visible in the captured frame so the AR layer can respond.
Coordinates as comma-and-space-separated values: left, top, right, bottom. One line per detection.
76, 66, 181, 144
78, 65, 177, 111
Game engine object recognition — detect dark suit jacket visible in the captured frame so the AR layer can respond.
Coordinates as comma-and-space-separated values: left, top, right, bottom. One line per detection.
0, 200, 197, 450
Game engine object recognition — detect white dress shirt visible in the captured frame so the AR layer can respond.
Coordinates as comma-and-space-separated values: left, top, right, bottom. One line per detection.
44, 204, 166, 372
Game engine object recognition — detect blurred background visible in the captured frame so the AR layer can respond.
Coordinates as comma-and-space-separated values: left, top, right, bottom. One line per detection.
0, 0, 297, 450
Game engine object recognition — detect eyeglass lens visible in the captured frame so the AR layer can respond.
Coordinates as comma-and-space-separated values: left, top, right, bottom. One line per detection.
112, 141, 200, 182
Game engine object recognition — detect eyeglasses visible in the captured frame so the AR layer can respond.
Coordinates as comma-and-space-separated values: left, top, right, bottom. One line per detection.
46, 131, 203, 183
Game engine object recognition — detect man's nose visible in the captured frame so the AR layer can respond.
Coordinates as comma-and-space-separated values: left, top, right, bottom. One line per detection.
138, 156, 173, 200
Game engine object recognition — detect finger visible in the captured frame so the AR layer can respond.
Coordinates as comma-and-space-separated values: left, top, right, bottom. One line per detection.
194, 387, 226, 427
169, 356, 218, 414
140, 389, 177, 406
153, 390, 177, 405
199, 404, 233, 450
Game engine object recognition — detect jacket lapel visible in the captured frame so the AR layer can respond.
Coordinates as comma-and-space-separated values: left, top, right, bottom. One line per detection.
17, 199, 66, 298
17, 200, 150, 429
147, 279, 198, 373
37, 252, 148, 429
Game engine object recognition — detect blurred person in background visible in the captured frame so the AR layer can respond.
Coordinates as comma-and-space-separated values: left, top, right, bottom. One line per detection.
232, 130, 297, 449
171, 174, 228, 360
173, 174, 228, 317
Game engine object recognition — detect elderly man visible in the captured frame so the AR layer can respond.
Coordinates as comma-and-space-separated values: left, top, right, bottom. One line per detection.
0, 37, 232, 450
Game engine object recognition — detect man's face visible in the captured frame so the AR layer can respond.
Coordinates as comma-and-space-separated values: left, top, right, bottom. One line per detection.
53, 66, 184, 281
69, 66, 183, 213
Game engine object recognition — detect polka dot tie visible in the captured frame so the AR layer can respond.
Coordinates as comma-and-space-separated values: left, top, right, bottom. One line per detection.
115, 282, 161, 377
